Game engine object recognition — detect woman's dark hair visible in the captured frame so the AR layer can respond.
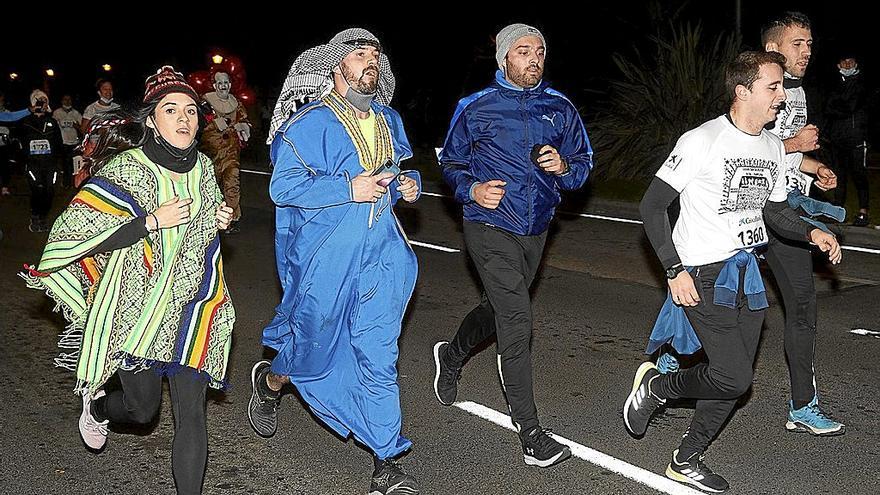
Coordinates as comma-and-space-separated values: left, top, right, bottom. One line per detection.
84, 98, 205, 172
83, 103, 156, 172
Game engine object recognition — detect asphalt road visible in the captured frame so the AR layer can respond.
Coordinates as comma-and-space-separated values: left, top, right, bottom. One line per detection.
1, 170, 878, 495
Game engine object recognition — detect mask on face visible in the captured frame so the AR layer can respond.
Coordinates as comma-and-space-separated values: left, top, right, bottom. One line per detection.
840, 67, 859, 77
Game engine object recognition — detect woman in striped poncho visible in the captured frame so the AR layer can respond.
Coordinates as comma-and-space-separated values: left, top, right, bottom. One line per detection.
22, 66, 235, 495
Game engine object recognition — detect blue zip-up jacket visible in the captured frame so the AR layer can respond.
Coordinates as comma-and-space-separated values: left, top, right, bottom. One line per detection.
439, 70, 593, 236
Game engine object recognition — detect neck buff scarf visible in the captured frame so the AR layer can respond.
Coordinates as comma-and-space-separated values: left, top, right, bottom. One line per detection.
267, 27, 395, 143
143, 126, 198, 173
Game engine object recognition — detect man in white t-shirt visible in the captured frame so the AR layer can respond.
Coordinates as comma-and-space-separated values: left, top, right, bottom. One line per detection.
81, 79, 120, 131
52, 95, 82, 187
623, 51, 841, 493
761, 11, 846, 437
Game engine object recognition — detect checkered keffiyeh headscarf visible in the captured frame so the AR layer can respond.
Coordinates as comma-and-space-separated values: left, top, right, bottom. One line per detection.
267, 28, 396, 143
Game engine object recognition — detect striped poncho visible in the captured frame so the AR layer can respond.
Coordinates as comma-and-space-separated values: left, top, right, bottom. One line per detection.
22, 148, 235, 393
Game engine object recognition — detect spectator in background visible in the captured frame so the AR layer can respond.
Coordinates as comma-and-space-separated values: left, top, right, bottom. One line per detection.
825, 54, 871, 226
20, 90, 63, 232
1, 91, 32, 195
81, 79, 119, 131
53, 95, 83, 188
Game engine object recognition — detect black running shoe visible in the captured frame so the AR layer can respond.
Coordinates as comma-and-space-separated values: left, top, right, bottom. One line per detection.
248, 360, 281, 438
853, 213, 869, 227
665, 449, 729, 493
369, 459, 419, 495
520, 426, 572, 468
623, 362, 666, 437
432, 341, 460, 406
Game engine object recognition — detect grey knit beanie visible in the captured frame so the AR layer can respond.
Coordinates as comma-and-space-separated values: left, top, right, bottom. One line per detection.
495, 23, 546, 70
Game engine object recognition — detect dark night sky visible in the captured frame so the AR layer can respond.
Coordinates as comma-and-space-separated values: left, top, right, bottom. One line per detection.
1, 1, 871, 146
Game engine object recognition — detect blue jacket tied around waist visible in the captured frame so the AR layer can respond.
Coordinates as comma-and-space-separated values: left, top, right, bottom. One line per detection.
646, 251, 768, 355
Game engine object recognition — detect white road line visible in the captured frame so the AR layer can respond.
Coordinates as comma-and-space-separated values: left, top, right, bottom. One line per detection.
421, 190, 880, 256
850, 328, 880, 338
241, 168, 272, 176
410, 240, 460, 253
454, 401, 704, 495
841, 245, 880, 255
836, 276, 880, 286
239, 180, 880, 257
561, 211, 644, 225
422, 190, 646, 225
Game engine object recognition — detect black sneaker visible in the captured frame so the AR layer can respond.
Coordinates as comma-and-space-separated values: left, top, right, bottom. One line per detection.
248, 360, 281, 438
665, 449, 729, 493
369, 459, 419, 495
853, 212, 869, 227
623, 362, 666, 437
520, 426, 572, 468
432, 341, 461, 405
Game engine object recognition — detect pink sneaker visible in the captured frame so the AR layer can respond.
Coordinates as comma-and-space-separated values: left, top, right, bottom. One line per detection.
79, 389, 108, 450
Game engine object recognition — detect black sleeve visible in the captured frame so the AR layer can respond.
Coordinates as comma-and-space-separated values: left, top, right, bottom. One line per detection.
763, 200, 812, 243
52, 118, 64, 169
639, 177, 682, 269
83, 216, 150, 257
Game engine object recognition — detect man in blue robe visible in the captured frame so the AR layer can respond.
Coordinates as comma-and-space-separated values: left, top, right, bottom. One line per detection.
247, 28, 422, 495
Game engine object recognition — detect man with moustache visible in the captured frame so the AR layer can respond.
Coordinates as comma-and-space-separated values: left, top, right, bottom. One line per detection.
247, 29, 421, 495
762, 11, 845, 436
433, 23, 593, 468
625, 51, 841, 492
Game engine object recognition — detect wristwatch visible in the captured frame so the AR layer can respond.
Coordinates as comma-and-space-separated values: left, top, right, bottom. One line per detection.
665, 263, 685, 279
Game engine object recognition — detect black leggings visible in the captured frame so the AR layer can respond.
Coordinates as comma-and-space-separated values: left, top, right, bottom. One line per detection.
101, 368, 208, 495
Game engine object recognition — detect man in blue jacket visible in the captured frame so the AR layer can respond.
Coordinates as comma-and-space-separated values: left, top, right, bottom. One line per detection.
433, 23, 593, 468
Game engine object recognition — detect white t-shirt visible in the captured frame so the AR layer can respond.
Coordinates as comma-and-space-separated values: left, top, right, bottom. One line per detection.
53, 107, 83, 145
656, 115, 788, 267
766, 79, 812, 194
82, 100, 120, 121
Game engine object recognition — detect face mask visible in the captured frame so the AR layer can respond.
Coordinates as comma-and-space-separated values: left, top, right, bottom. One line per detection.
99, 97, 113, 105
840, 67, 859, 77
344, 87, 375, 113
63, 105, 72, 110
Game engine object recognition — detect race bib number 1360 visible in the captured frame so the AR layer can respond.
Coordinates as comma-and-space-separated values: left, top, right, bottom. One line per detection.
730, 212, 767, 249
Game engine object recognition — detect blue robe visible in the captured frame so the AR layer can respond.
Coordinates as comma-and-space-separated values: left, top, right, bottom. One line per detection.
262, 97, 420, 459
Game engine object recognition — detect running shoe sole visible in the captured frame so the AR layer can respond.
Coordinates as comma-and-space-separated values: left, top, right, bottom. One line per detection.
785, 420, 845, 436
523, 446, 572, 468
665, 464, 727, 493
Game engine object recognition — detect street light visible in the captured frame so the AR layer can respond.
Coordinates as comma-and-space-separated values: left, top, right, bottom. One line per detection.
212, 54, 224, 64
45, 69, 55, 77
102, 64, 112, 72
